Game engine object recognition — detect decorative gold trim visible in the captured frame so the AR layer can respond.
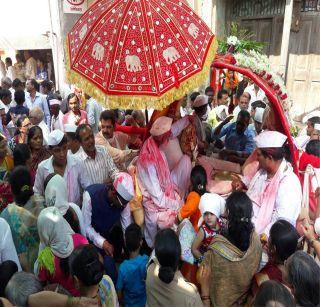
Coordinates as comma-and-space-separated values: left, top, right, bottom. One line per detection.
65, 38, 217, 110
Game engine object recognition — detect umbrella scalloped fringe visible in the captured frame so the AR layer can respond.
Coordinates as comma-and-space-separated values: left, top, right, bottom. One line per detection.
65, 38, 217, 111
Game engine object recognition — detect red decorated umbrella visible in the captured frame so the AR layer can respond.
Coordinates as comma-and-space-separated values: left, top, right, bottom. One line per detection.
67, 0, 217, 110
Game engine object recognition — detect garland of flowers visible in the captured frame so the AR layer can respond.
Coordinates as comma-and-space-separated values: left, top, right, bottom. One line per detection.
233, 49, 292, 112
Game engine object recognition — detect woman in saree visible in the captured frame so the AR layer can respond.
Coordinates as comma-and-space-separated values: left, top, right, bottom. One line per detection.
8, 115, 32, 152
251, 219, 299, 297
69, 244, 118, 306
1, 166, 45, 272
203, 191, 262, 307
35, 207, 88, 296
27, 126, 50, 175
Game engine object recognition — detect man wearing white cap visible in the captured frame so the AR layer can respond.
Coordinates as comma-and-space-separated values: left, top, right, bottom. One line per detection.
252, 107, 264, 136
34, 129, 90, 206
64, 124, 83, 156
82, 172, 134, 282
232, 131, 302, 236
49, 97, 64, 132
137, 115, 192, 247
191, 94, 210, 152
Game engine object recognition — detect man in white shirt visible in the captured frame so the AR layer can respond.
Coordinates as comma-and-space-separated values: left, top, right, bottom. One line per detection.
28, 107, 49, 145
25, 79, 50, 126
233, 93, 250, 119
49, 98, 64, 131
5, 58, 15, 82
34, 130, 90, 206
244, 83, 266, 109
232, 131, 302, 237
0, 89, 11, 114
75, 124, 119, 185
0, 57, 6, 80
82, 172, 134, 282
295, 116, 320, 150
24, 51, 37, 80
64, 124, 83, 156
85, 94, 102, 135
95, 110, 138, 170
0, 217, 21, 270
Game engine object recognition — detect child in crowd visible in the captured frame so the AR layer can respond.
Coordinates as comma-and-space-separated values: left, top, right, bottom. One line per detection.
191, 193, 225, 263
116, 223, 148, 307
178, 165, 207, 231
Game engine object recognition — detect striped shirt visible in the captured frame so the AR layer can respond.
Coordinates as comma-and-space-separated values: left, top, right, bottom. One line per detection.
76, 145, 119, 185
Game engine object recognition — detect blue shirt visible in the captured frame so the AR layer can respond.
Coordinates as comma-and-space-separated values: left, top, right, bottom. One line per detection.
219, 122, 256, 154
25, 92, 51, 126
116, 255, 148, 307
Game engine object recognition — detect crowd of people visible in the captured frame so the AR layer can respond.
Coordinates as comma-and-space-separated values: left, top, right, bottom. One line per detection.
0, 68, 319, 307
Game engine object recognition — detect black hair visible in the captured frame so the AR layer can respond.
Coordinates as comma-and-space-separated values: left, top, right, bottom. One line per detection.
100, 110, 116, 125
189, 91, 200, 102
260, 147, 285, 161
66, 132, 77, 141
0, 135, 4, 143
269, 220, 299, 263
125, 109, 133, 115
12, 78, 23, 89
253, 280, 295, 307
63, 207, 80, 236
5, 57, 12, 66
66, 93, 79, 108
28, 79, 40, 92
306, 140, 320, 157
75, 123, 92, 142
0, 89, 11, 100
14, 90, 25, 105
9, 166, 33, 205
217, 89, 228, 100
155, 228, 181, 284
69, 244, 104, 287
41, 80, 53, 91
15, 115, 28, 128
237, 109, 251, 121
225, 191, 254, 252
0, 260, 18, 297
287, 251, 320, 306
307, 116, 320, 127
27, 126, 43, 147
251, 100, 266, 110
13, 115, 28, 137
190, 165, 207, 196
13, 144, 31, 167
205, 86, 214, 94
125, 223, 142, 253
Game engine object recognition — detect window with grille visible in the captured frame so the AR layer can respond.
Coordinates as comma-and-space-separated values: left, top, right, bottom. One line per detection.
301, 0, 320, 11
230, 0, 285, 17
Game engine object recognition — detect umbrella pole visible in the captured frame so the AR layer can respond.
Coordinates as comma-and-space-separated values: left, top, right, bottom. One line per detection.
145, 109, 149, 125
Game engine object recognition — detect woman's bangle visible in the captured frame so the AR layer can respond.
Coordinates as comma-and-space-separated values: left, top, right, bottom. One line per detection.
201, 295, 210, 301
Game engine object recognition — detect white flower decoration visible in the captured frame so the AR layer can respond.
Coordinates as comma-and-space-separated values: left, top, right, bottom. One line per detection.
227, 36, 239, 46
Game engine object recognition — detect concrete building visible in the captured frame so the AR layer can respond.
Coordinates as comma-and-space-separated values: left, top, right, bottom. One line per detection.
190, 0, 320, 119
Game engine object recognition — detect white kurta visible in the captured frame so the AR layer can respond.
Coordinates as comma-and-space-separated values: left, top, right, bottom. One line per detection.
159, 116, 192, 198
247, 160, 302, 236
0, 217, 21, 270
